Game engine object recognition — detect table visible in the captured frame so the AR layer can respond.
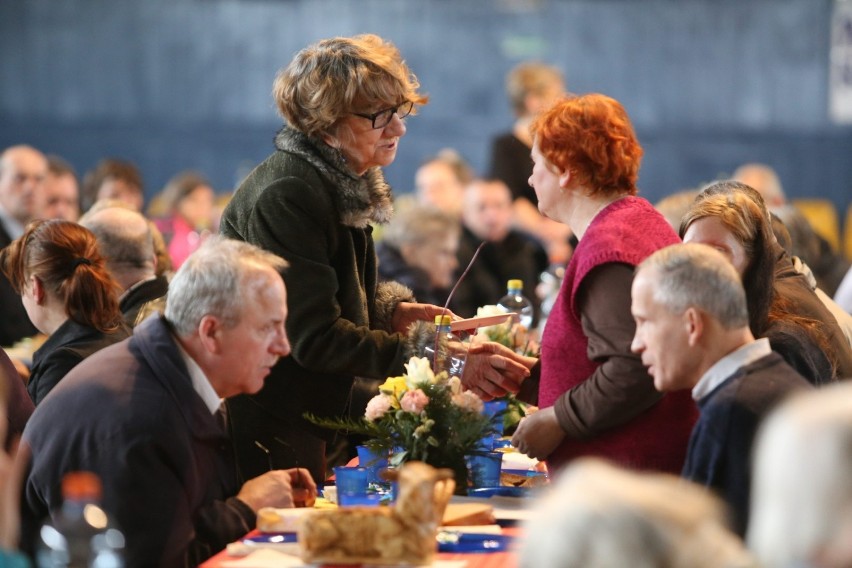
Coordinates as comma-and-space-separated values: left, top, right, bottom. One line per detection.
199, 524, 520, 567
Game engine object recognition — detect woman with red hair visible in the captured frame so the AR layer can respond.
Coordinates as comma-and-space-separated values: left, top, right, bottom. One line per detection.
0, 220, 129, 404
507, 94, 697, 475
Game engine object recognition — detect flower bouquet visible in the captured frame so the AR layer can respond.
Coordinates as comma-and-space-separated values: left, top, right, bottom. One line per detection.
306, 356, 497, 493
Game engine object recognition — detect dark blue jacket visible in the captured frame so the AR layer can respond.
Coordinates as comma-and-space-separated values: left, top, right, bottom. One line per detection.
22, 315, 254, 567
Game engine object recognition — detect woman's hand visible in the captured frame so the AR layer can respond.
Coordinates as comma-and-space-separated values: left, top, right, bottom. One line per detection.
511, 406, 565, 460
462, 341, 531, 400
391, 302, 454, 334
467, 340, 538, 372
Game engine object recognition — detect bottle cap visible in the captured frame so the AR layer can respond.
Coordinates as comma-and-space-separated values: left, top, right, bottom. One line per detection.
507, 279, 523, 290
62, 471, 102, 501
434, 315, 453, 326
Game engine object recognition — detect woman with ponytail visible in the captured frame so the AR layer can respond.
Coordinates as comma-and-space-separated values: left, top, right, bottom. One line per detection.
0, 219, 129, 404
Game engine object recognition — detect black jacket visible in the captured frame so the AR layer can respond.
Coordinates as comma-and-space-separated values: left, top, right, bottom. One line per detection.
22, 315, 254, 567
28, 318, 129, 405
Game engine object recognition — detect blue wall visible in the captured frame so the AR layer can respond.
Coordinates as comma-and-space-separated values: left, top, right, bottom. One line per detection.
1, 0, 850, 217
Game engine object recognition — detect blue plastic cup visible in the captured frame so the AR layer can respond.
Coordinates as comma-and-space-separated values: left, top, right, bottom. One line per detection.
467, 452, 503, 488
333, 467, 370, 506
356, 445, 389, 484
483, 399, 508, 437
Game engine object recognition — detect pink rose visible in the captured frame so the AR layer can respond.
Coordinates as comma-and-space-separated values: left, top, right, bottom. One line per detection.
452, 391, 484, 414
365, 394, 393, 422
400, 389, 430, 414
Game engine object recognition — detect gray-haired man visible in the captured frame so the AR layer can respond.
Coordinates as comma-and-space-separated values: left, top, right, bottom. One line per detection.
20, 236, 315, 567
630, 243, 811, 536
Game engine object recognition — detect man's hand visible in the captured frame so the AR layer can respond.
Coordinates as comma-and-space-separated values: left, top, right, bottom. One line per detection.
462, 341, 532, 400
391, 302, 455, 334
237, 468, 317, 512
511, 406, 565, 460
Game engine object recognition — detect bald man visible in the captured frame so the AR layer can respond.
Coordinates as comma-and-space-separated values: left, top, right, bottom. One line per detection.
80, 205, 168, 327
0, 145, 46, 346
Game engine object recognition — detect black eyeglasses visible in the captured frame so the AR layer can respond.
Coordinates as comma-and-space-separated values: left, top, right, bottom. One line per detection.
352, 100, 414, 129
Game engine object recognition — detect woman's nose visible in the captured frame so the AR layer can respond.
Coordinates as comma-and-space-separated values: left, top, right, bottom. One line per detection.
385, 113, 406, 137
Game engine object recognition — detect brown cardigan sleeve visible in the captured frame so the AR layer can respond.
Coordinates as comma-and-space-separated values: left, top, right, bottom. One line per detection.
553, 262, 663, 440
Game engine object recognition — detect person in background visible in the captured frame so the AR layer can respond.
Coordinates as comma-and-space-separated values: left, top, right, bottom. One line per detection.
654, 188, 700, 230
0, 349, 32, 453
771, 215, 852, 346
836, 267, 852, 315
0, 145, 45, 347
449, 178, 548, 327
631, 243, 811, 535
487, 61, 573, 266
151, 171, 215, 269
749, 383, 852, 568
0, 357, 31, 567
0, 220, 129, 405
19, 237, 316, 567
520, 458, 757, 568
733, 162, 849, 296
681, 182, 852, 384
37, 155, 80, 222
81, 158, 144, 213
412, 149, 472, 219
219, 34, 530, 485
376, 205, 459, 307
80, 205, 169, 328
497, 94, 697, 475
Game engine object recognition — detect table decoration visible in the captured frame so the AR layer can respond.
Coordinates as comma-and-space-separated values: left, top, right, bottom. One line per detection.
306, 356, 497, 491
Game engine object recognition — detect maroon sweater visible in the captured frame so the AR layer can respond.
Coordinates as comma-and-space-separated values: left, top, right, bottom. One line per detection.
540, 196, 698, 473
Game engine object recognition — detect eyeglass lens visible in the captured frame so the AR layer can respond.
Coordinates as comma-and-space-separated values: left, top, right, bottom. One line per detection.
373, 101, 413, 128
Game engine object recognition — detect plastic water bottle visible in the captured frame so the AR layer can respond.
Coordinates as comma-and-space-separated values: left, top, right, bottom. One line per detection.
36, 472, 125, 568
497, 279, 534, 330
424, 315, 465, 377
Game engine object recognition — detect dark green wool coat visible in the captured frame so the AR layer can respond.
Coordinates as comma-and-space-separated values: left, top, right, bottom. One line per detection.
220, 127, 422, 480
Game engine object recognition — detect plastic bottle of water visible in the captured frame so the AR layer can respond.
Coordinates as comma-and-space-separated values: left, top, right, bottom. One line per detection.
425, 314, 465, 377
497, 279, 534, 330
36, 472, 125, 568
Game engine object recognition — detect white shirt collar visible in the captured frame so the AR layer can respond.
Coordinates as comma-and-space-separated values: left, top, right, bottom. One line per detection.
692, 338, 772, 401
175, 338, 222, 415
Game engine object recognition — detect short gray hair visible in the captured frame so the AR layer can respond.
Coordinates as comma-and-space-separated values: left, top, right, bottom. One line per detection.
520, 458, 755, 568
165, 236, 288, 336
749, 383, 852, 568
638, 243, 748, 329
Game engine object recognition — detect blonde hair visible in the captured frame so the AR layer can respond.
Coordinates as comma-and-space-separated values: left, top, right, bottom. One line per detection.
382, 205, 459, 251
272, 34, 428, 137
506, 61, 564, 117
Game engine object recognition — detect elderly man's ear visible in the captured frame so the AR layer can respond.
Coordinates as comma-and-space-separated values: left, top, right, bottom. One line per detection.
197, 315, 226, 355
683, 307, 705, 348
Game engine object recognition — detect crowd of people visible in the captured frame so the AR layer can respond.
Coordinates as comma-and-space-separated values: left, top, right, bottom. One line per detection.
2, 32, 852, 568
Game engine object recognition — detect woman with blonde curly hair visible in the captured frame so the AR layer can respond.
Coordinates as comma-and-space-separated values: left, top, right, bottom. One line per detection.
0, 220, 128, 404
499, 94, 697, 475
219, 35, 529, 484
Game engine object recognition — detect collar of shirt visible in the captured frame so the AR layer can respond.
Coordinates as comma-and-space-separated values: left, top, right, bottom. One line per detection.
0, 205, 24, 240
691, 337, 772, 401
175, 338, 222, 414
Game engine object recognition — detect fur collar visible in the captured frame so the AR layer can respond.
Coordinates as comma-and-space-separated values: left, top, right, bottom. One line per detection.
274, 127, 394, 228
